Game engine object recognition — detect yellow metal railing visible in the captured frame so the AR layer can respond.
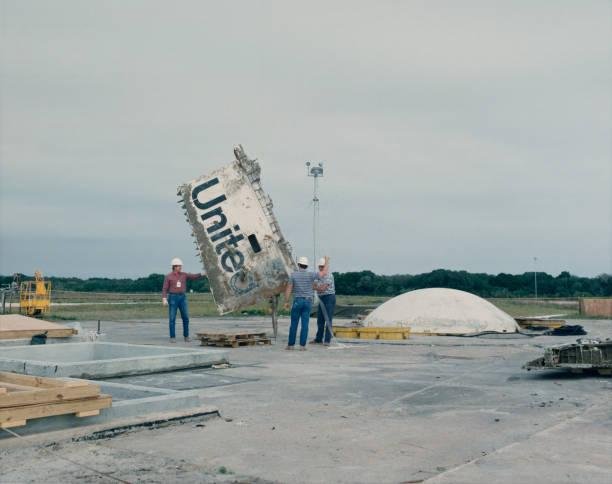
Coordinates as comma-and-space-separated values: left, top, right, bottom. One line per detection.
19, 271, 51, 317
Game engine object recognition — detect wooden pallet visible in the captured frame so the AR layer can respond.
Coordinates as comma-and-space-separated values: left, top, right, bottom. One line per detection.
197, 331, 267, 340
197, 331, 271, 348
0, 314, 77, 340
0, 372, 111, 429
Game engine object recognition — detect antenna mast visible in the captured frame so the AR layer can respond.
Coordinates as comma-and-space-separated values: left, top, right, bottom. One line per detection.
306, 162, 324, 266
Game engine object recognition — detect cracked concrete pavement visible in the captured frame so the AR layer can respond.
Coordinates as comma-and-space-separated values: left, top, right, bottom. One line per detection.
1, 318, 610, 483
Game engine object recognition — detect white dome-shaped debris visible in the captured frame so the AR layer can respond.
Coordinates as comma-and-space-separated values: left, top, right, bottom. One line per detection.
363, 288, 519, 335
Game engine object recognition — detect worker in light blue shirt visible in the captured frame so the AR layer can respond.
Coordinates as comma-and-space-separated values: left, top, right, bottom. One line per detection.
284, 255, 329, 350
313, 257, 336, 345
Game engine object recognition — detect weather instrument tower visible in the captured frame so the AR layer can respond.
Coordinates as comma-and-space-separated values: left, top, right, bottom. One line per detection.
306, 161, 324, 266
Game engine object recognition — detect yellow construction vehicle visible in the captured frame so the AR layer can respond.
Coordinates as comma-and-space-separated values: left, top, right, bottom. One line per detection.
20, 271, 51, 317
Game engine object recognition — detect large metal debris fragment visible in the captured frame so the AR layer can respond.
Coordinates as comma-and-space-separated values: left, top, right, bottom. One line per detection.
523, 338, 612, 375
177, 145, 295, 314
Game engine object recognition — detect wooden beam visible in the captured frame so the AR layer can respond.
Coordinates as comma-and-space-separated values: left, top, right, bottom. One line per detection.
0, 395, 112, 425
0, 419, 27, 429
0, 372, 89, 389
0, 329, 76, 339
0, 382, 39, 391
0, 383, 101, 409
0, 315, 76, 339
0, 373, 100, 408
76, 409, 100, 418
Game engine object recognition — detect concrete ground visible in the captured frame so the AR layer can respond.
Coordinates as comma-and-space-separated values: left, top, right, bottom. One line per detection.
1, 317, 610, 483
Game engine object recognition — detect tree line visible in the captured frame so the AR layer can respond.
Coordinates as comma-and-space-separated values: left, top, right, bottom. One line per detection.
2, 270, 610, 298
334, 270, 611, 298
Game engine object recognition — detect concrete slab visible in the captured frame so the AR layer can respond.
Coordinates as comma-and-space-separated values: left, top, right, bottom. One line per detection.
0, 342, 229, 378
104, 369, 258, 391
1, 317, 610, 483
0, 378, 218, 438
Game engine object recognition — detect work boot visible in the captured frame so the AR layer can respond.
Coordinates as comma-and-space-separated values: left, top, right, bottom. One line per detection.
169, 338, 177, 343
285, 345, 294, 350
184, 337, 191, 343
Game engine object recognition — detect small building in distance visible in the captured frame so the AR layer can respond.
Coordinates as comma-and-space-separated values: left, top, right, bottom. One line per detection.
579, 298, 612, 318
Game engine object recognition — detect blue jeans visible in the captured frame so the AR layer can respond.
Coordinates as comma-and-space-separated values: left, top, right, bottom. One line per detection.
315, 294, 336, 343
288, 297, 312, 347
168, 293, 189, 338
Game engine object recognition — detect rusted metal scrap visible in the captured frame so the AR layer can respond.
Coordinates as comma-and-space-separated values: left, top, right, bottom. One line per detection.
177, 145, 295, 314
523, 338, 612, 375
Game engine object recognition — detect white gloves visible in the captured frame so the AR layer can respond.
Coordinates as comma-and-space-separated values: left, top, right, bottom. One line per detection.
162, 298, 168, 306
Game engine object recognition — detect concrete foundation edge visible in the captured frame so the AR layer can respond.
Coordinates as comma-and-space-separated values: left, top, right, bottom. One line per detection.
0, 389, 217, 438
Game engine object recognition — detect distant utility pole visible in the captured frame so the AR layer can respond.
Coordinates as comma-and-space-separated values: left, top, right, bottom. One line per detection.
533, 256, 538, 299
306, 161, 324, 266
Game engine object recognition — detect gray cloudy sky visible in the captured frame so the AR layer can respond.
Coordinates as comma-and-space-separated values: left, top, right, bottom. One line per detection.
1, 1, 610, 278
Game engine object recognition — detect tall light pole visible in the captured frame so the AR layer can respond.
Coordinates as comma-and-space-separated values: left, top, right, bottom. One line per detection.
533, 256, 538, 299
306, 162, 324, 266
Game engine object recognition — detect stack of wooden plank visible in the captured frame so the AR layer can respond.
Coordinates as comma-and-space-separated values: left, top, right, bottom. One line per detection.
334, 326, 411, 340
0, 314, 77, 340
0, 372, 111, 429
197, 330, 271, 348
515, 317, 566, 330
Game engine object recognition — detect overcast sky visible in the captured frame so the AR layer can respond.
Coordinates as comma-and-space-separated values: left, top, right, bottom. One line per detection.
1, 1, 610, 278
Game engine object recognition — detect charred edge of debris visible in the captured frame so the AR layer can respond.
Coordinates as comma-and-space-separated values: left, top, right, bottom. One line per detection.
72, 410, 220, 442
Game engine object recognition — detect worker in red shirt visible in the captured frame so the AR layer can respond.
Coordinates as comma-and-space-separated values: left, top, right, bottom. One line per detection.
162, 258, 205, 343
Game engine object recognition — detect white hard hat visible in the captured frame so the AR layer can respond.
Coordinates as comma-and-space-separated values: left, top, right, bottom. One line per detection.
318, 258, 326, 266
171, 257, 183, 266
297, 256, 309, 266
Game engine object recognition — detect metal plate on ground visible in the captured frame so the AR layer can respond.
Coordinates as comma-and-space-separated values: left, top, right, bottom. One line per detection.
103, 370, 257, 391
